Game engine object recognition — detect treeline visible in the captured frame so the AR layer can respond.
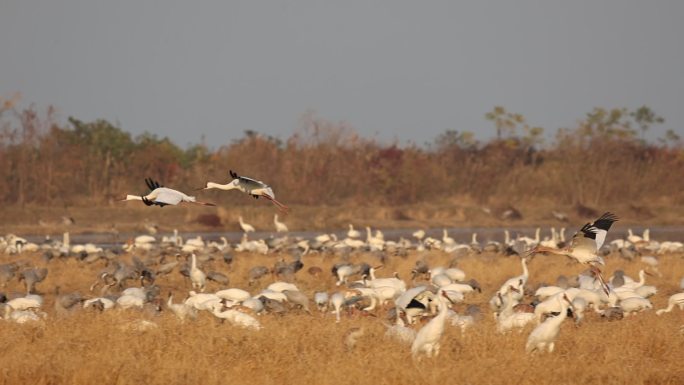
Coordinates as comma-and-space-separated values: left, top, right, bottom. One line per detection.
0, 103, 682, 209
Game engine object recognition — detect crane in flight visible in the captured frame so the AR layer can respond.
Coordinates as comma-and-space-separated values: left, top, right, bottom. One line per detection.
122, 178, 216, 207
527, 212, 618, 294
198, 170, 288, 211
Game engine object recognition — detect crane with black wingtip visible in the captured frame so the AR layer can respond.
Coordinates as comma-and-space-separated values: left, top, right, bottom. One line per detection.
122, 178, 215, 207
198, 170, 288, 211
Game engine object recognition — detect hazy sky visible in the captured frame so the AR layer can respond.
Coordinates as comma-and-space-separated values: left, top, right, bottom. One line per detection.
2, 1, 682, 148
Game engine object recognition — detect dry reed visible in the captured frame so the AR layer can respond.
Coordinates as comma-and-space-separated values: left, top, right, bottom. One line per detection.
1, 247, 683, 385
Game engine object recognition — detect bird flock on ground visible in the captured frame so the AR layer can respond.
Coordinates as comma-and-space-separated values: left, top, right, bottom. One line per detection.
1, 170, 684, 358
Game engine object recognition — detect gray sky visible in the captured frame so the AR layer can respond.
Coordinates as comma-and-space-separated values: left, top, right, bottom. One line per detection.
2, 1, 682, 148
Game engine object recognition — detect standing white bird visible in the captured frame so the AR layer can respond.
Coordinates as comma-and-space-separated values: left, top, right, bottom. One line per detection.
529, 212, 618, 294
199, 170, 288, 211
122, 178, 215, 207
239, 216, 255, 233
411, 290, 454, 359
166, 294, 197, 322
526, 294, 572, 353
190, 253, 206, 292
347, 224, 361, 239
274, 214, 289, 233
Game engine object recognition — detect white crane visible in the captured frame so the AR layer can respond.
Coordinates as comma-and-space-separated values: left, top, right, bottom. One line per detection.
274, 214, 288, 232
122, 178, 215, 207
347, 224, 361, 239
655, 292, 684, 315
215, 288, 251, 303
239, 216, 255, 233
526, 294, 572, 353
122, 178, 216, 207
211, 307, 262, 330
199, 170, 288, 211
411, 290, 454, 359
190, 253, 206, 292
166, 294, 197, 322
529, 212, 619, 294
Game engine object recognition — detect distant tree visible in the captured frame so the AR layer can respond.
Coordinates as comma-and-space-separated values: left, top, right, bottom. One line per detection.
630, 106, 665, 139
579, 107, 636, 139
67, 117, 135, 199
486, 106, 524, 139
434, 130, 476, 151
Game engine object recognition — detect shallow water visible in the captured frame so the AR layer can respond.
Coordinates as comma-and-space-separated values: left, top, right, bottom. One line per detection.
18, 225, 684, 248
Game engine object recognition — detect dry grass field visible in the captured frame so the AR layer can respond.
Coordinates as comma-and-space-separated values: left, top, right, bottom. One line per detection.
1, 245, 683, 385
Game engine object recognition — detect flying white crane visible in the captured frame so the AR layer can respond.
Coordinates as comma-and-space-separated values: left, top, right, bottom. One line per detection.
199, 170, 288, 211
528, 212, 618, 294
122, 178, 215, 207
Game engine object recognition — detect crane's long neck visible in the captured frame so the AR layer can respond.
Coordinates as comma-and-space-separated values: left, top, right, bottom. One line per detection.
125, 195, 143, 201
191, 254, 197, 270
471, 232, 477, 244
369, 268, 377, 280
636, 270, 646, 287
504, 230, 510, 245
501, 291, 515, 316
206, 182, 235, 191
534, 228, 540, 243
548, 298, 568, 328
521, 258, 529, 279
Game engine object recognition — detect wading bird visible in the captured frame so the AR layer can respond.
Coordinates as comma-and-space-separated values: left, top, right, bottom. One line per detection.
199, 170, 288, 211
528, 212, 618, 294
123, 178, 215, 207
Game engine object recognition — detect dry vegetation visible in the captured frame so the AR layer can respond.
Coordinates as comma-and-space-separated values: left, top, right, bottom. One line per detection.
1, 247, 683, 385
0, 104, 683, 219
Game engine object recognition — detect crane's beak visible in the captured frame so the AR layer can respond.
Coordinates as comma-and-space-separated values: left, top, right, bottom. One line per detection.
441, 290, 456, 304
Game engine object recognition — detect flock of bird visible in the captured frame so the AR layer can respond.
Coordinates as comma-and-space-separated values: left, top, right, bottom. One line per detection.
1, 170, 684, 358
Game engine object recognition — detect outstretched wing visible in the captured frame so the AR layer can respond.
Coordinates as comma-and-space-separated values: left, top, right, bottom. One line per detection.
155, 189, 183, 206
229, 170, 268, 189
142, 196, 167, 207
591, 212, 619, 250
145, 178, 163, 192
570, 223, 598, 253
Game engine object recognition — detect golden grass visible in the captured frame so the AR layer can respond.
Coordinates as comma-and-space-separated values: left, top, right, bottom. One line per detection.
1, 248, 683, 385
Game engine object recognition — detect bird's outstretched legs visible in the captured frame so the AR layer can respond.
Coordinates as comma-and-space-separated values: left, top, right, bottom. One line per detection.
591, 265, 610, 295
